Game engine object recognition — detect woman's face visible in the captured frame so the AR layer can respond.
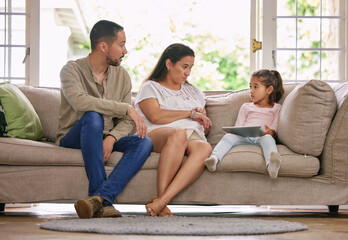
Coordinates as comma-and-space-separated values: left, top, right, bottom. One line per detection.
166, 56, 194, 85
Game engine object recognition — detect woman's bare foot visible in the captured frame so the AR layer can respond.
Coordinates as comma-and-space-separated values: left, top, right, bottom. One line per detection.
145, 197, 165, 216
159, 205, 173, 217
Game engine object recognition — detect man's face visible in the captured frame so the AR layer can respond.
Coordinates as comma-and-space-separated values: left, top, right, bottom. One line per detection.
106, 30, 127, 66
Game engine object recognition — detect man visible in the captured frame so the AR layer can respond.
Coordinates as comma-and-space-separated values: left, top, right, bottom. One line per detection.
56, 20, 153, 218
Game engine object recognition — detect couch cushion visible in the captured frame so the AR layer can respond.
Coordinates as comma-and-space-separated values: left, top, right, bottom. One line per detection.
216, 144, 320, 177
277, 80, 337, 157
0, 84, 43, 140
18, 86, 60, 141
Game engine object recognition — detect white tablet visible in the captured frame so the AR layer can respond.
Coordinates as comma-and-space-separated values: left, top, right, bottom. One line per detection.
222, 126, 263, 138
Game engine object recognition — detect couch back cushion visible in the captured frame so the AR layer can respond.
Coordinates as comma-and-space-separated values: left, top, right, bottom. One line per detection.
277, 80, 337, 157
206, 84, 296, 146
18, 86, 60, 141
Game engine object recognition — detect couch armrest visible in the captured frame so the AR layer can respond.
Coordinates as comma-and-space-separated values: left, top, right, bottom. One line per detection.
320, 95, 348, 184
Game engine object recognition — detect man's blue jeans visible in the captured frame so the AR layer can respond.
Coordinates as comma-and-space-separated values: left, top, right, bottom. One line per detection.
60, 111, 153, 204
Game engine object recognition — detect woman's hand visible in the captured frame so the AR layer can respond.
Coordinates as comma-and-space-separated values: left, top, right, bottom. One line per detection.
192, 110, 212, 129
262, 125, 276, 137
193, 107, 206, 116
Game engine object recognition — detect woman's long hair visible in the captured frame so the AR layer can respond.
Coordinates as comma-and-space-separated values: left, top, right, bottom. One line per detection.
145, 43, 195, 82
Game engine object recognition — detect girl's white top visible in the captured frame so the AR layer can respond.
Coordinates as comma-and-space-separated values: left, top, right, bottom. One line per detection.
135, 80, 207, 140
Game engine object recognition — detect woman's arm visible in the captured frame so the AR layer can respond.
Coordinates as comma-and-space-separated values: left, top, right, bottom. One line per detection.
193, 107, 210, 136
139, 98, 212, 129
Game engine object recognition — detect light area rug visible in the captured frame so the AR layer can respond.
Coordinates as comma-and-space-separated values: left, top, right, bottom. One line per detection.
40, 216, 308, 235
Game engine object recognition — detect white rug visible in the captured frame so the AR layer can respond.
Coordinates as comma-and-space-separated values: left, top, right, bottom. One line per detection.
40, 216, 308, 235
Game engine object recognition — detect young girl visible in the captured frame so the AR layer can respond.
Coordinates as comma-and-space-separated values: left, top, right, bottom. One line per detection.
205, 69, 284, 179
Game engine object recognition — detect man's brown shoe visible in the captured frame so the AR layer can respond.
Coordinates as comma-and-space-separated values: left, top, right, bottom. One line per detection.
101, 205, 122, 218
74, 196, 103, 219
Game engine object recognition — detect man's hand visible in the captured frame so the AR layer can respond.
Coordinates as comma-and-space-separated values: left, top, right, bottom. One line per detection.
127, 105, 147, 138
263, 125, 276, 137
103, 135, 116, 164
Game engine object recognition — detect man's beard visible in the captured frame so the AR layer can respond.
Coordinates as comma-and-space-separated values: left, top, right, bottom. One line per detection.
107, 55, 123, 66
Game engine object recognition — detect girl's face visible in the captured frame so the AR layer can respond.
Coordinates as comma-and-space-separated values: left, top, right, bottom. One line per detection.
166, 56, 194, 85
249, 77, 273, 107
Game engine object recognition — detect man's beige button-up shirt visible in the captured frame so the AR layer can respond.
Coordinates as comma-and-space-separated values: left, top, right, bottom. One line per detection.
56, 56, 134, 145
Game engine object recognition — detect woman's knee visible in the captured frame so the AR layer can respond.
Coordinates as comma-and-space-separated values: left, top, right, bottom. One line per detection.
168, 128, 188, 145
190, 141, 212, 159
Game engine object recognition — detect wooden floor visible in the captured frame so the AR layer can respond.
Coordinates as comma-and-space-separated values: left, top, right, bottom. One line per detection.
1, 204, 348, 240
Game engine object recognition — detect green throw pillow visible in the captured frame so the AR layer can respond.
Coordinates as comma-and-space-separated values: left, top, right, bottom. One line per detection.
0, 84, 43, 140
0, 100, 6, 136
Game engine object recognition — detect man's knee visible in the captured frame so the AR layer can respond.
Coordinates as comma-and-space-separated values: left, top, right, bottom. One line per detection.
82, 111, 104, 130
140, 136, 153, 152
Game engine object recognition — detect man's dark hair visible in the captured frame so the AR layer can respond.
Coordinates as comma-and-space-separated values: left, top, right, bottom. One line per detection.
90, 20, 124, 50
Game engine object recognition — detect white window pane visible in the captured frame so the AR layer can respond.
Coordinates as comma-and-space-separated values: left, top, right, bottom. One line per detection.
321, 51, 339, 80
10, 15, 26, 45
10, 0, 26, 13
9, 79, 25, 85
297, 19, 320, 48
0, 48, 6, 78
322, 0, 340, 16
276, 51, 296, 81
297, 51, 320, 80
277, 0, 295, 16
10, 47, 25, 77
297, 0, 320, 16
0, 16, 5, 45
0, 15, 26, 45
277, 19, 296, 48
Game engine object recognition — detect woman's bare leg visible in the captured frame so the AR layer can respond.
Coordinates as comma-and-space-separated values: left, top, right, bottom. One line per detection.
154, 140, 212, 210
148, 128, 188, 196
146, 128, 188, 216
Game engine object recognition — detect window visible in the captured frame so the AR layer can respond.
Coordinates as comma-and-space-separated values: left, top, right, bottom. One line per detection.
258, 0, 347, 83
40, 0, 251, 90
0, 0, 27, 85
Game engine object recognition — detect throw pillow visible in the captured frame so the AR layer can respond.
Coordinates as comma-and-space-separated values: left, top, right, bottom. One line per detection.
0, 100, 6, 136
0, 84, 44, 140
277, 80, 337, 157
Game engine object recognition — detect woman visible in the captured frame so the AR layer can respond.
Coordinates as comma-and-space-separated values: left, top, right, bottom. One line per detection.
135, 43, 212, 217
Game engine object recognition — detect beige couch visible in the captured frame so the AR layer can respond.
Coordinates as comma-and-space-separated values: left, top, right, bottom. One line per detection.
1, 80, 348, 213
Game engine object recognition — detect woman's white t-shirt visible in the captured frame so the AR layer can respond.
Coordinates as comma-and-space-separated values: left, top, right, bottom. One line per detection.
135, 80, 207, 140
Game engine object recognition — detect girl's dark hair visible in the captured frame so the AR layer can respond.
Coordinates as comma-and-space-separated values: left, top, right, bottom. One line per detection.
252, 69, 284, 104
90, 20, 124, 50
145, 43, 195, 82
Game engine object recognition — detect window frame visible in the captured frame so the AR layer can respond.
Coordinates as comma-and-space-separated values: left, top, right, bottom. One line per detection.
258, 0, 347, 83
